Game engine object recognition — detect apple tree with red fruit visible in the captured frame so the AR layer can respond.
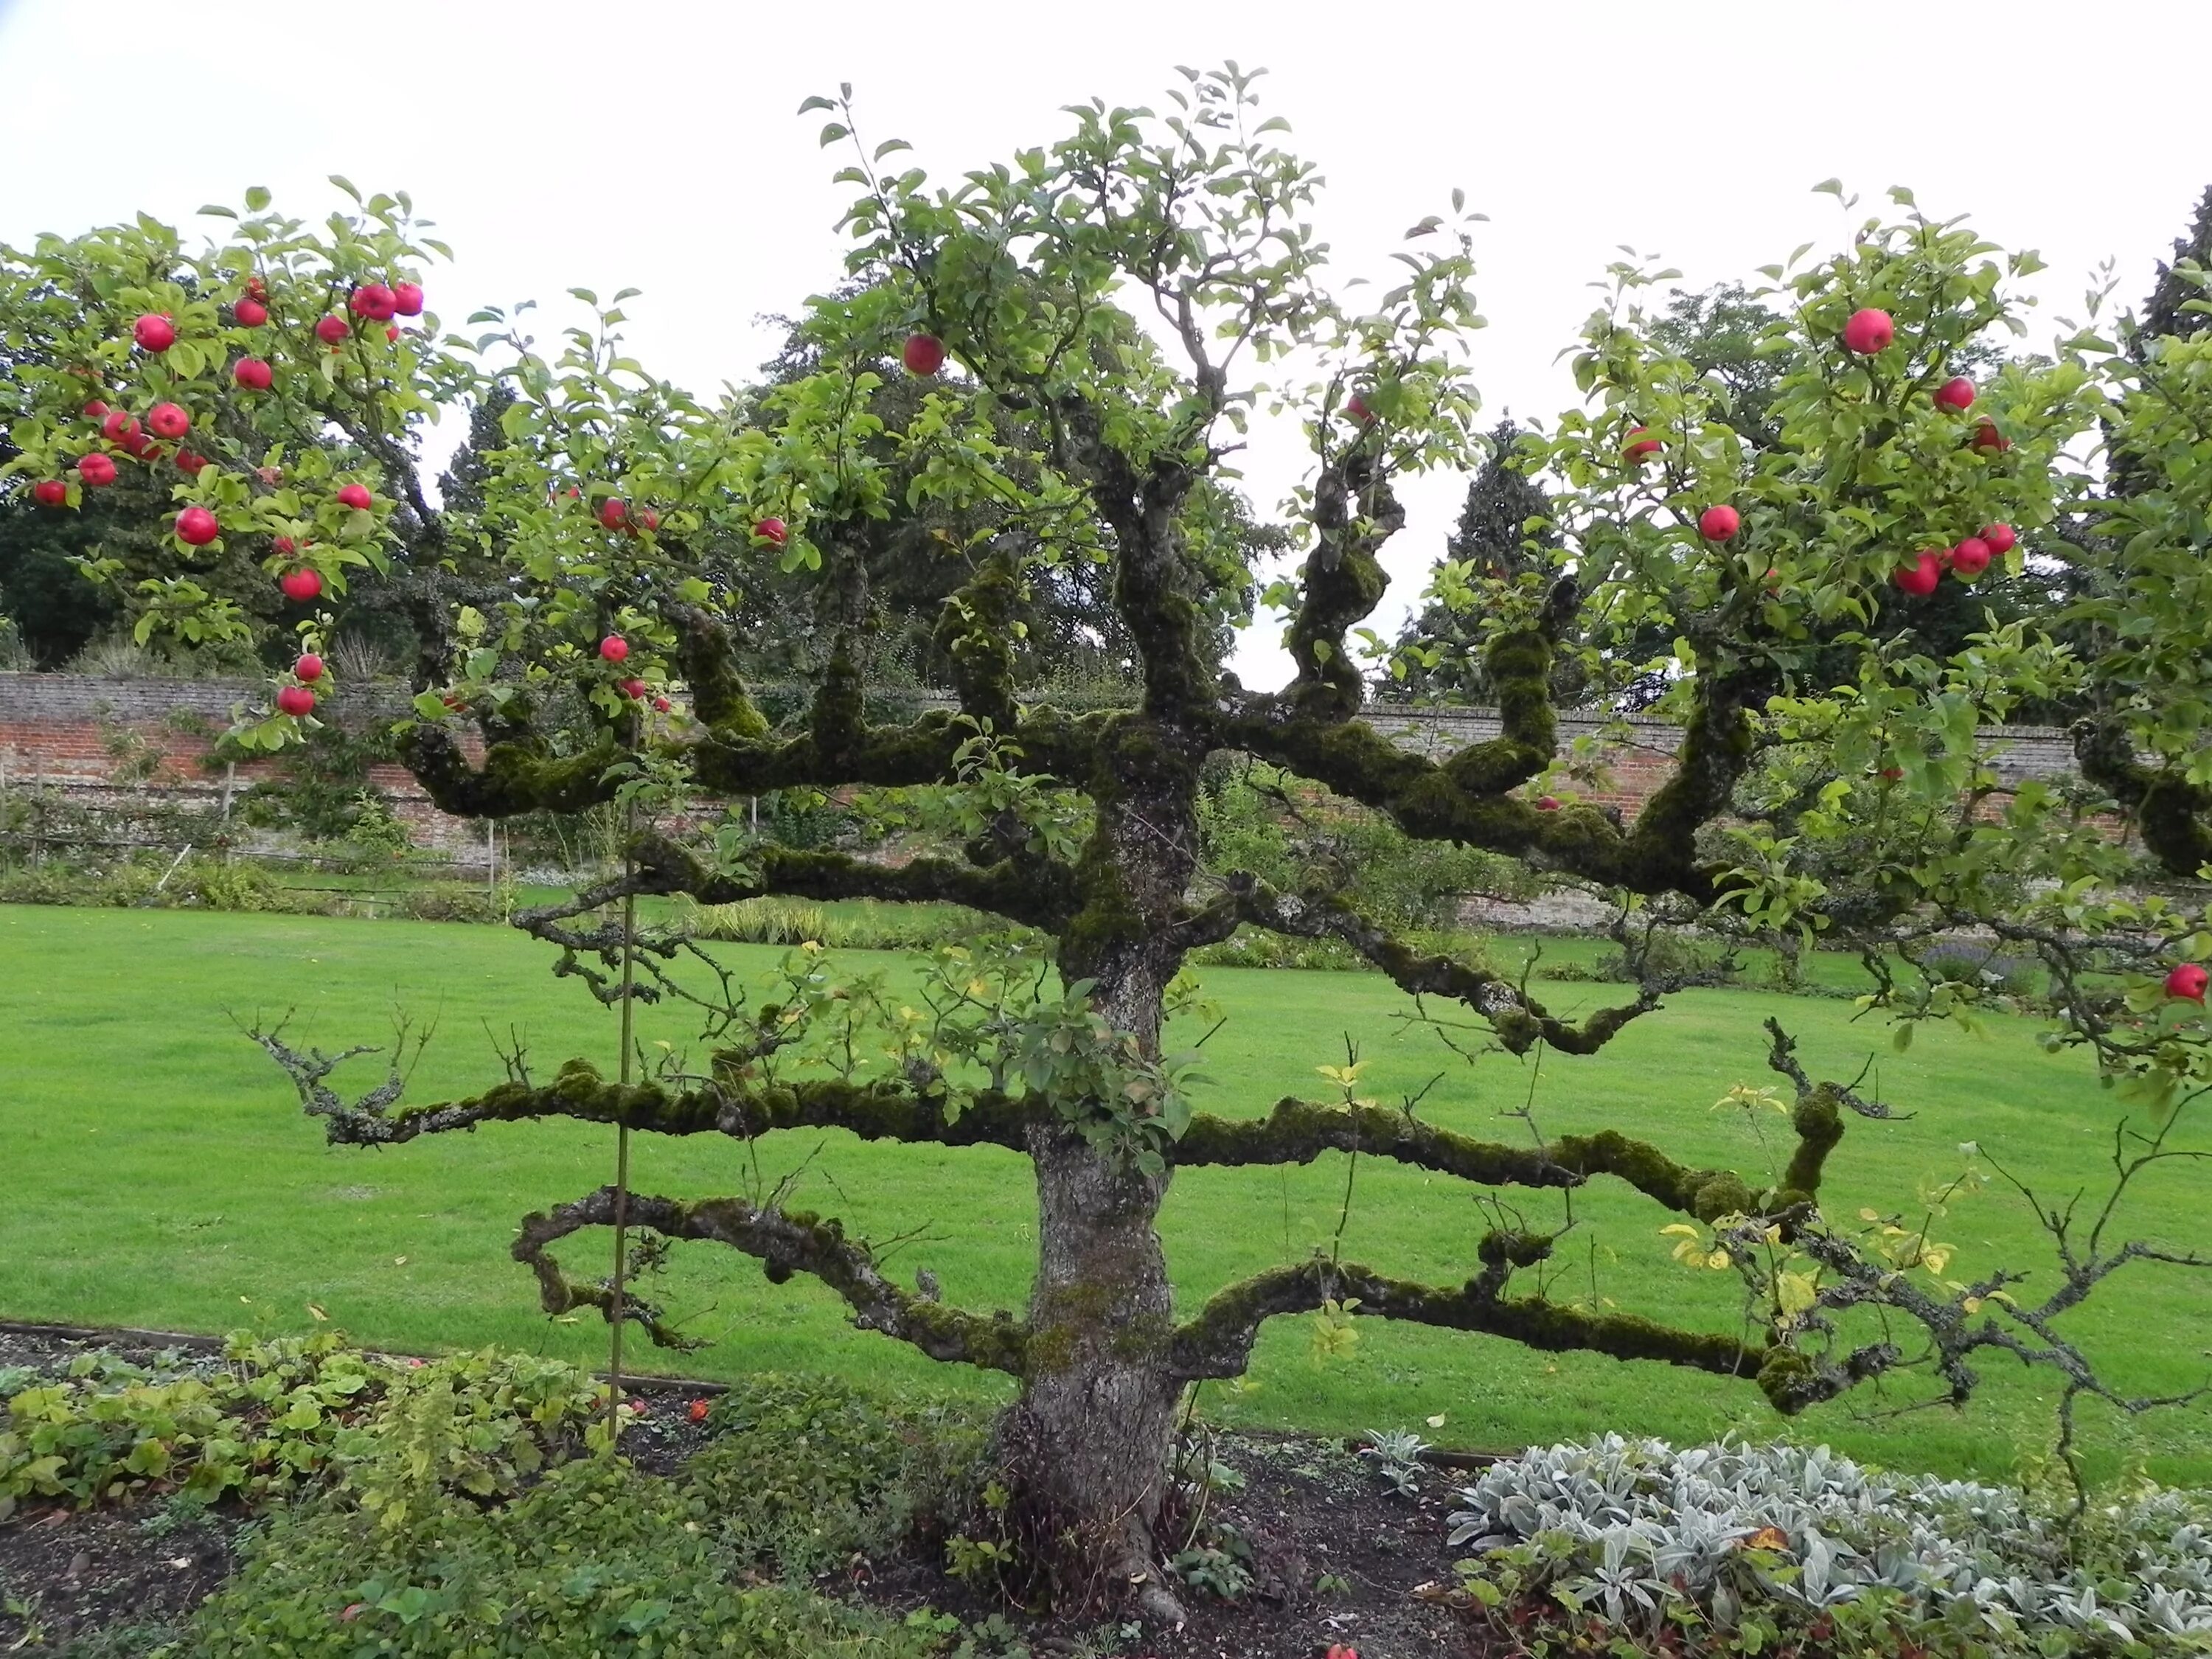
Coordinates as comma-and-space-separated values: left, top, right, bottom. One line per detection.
8, 114, 2207, 1625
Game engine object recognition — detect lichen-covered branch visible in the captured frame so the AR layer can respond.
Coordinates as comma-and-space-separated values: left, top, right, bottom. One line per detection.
692, 843, 1075, 935
1282, 449, 1405, 716
1174, 1098, 1775, 1220
1164, 1256, 1839, 1400
514, 1183, 1031, 1373
259, 1038, 1034, 1154
398, 723, 627, 818
1191, 872, 1658, 1055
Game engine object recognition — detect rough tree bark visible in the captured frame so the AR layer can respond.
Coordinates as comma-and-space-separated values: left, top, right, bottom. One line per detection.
1001, 714, 1207, 1610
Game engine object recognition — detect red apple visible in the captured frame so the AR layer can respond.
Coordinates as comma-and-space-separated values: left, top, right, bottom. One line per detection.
901, 332, 947, 375
234, 297, 268, 327
273, 535, 296, 555
687, 1398, 709, 1424
1879, 766, 1904, 782
619, 677, 647, 699
133, 313, 176, 352
280, 567, 322, 602
1979, 523, 2017, 554
1949, 536, 1992, 578
122, 429, 156, 459
1697, 504, 1740, 542
175, 450, 208, 476
1536, 795, 1561, 811
100, 409, 139, 443
147, 402, 191, 440
276, 684, 317, 717
1933, 376, 1975, 412
2166, 963, 2208, 1003
1969, 419, 2011, 454
77, 453, 117, 487
175, 506, 220, 546
653, 696, 672, 713
598, 497, 628, 530
349, 282, 397, 321
83, 400, 109, 419
1841, 307, 1894, 355
754, 517, 788, 546
1624, 425, 1660, 462
314, 313, 350, 346
32, 479, 68, 507
599, 634, 629, 663
636, 508, 659, 533
234, 357, 274, 390
392, 282, 425, 317
245, 276, 266, 300
385, 325, 400, 342
335, 483, 373, 512
295, 653, 324, 682
1346, 393, 1374, 424
1893, 552, 1941, 596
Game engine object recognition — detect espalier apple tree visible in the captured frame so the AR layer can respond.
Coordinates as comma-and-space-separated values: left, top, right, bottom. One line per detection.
6, 88, 2205, 1623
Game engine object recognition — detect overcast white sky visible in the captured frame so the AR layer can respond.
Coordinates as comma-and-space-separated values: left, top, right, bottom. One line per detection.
2, 0, 2202, 685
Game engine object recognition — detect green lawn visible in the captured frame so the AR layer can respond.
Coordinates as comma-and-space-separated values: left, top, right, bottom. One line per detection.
4, 903, 2206, 1487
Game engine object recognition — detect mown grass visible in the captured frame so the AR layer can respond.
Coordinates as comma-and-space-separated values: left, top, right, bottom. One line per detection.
3, 903, 2206, 1486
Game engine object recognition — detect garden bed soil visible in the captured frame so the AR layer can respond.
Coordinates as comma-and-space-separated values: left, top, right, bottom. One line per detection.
1, 1321, 1490, 1658
857, 1427, 1482, 1658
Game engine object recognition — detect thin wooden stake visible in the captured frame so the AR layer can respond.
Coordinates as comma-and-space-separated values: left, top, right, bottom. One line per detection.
607, 804, 638, 1437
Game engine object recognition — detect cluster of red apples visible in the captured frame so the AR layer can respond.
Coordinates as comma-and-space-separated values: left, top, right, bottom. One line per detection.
27, 285, 406, 670
596, 633, 672, 712
1629, 307, 2020, 601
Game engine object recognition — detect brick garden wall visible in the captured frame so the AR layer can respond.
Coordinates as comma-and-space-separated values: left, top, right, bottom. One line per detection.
0, 672, 490, 863
0, 672, 2086, 869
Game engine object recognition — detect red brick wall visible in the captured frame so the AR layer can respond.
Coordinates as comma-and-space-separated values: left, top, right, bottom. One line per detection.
0, 674, 490, 861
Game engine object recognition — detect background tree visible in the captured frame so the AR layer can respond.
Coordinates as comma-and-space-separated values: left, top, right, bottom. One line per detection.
1380, 417, 1571, 703
8, 115, 2205, 1629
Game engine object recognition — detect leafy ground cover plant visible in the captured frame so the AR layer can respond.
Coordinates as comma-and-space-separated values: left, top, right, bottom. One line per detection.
0, 1329, 602, 1521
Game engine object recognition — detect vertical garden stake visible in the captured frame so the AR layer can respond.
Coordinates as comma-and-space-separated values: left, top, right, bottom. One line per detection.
606, 803, 637, 1436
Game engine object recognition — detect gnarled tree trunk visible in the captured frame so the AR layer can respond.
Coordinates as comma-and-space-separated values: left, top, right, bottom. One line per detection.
1000, 1121, 1183, 1615
992, 717, 1200, 1618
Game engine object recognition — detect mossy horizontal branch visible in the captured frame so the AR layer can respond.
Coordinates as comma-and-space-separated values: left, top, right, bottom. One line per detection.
514, 1183, 1030, 1373
716, 846, 1076, 935
296, 1054, 1034, 1154
1164, 1257, 1764, 1386
1176, 1098, 1753, 1220
399, 725, 625, 818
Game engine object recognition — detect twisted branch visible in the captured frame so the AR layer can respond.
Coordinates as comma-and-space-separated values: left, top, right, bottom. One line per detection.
1185, 873, 1659, 1055
515, 1184, 1030, 1372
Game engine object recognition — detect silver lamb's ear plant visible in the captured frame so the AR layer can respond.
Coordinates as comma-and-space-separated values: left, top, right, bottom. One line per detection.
1360, 1427, 1430, 1498
1447, 1436, 2212, 1646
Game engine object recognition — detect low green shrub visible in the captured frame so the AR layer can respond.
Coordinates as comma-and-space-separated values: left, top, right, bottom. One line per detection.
0, 855, 305, 914
188, 1458, 935, 1658
688, 1372, 992, 1576
0, 858, 512, 925
679, 894, 1012, 954
381, 881, 512, 924
1189, 923, 1499, 975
